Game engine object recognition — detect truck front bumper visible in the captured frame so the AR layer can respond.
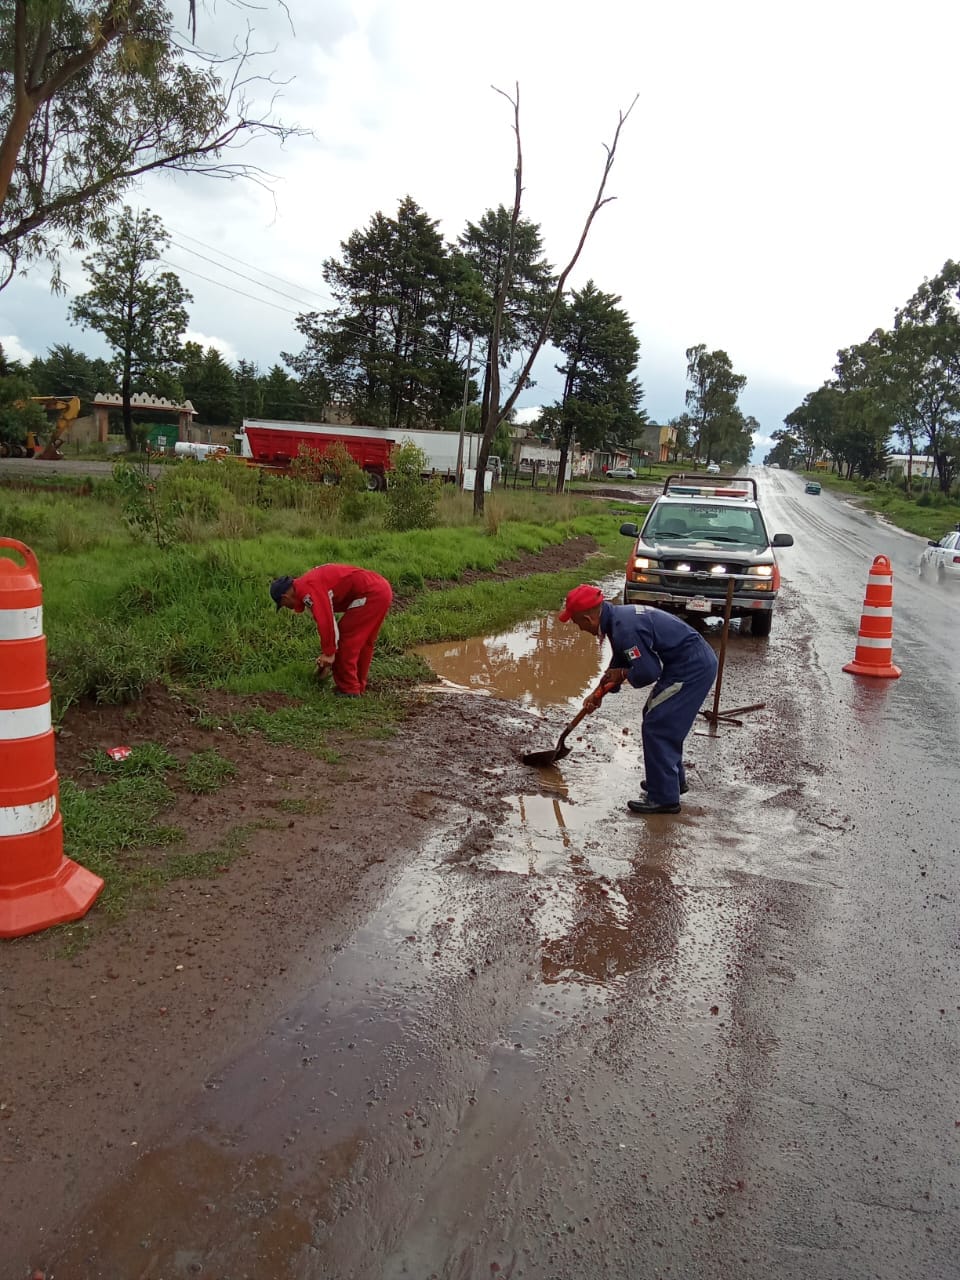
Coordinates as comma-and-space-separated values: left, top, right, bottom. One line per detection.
622, 584, 775, 615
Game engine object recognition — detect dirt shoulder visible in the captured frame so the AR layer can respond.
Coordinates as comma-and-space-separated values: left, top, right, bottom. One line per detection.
2, 532, 604, 1269
4, 684, 551, 1269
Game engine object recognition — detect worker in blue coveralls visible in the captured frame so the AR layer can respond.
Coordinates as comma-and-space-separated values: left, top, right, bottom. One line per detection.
558, 584, 719, 816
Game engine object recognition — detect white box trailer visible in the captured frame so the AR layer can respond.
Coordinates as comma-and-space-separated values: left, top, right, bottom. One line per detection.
394, 427, 485, 476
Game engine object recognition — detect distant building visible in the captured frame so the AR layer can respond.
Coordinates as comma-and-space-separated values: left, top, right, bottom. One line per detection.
885, 454, 935, 479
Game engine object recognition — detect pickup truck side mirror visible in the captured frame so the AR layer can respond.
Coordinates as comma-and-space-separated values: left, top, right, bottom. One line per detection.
620, 522, 639, 538
772, 533, 794, 547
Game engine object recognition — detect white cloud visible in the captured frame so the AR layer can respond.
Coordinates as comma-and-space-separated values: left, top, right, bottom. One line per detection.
3, 0, 960, 427
0, 334, 33, 364
513, 406, 543, 426
184, 331, 239, 365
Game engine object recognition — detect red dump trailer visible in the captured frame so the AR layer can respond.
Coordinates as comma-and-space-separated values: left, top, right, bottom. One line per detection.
241, 420, 396, 490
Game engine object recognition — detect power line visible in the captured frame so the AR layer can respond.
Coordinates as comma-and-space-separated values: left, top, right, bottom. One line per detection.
169, 240, 321, 310
159, 258, 300, 315
165, 226, 475, 355
168, 226, 335, 307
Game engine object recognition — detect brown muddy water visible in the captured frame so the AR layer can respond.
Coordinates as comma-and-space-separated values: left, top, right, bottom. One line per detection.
45, 597, 816, 1278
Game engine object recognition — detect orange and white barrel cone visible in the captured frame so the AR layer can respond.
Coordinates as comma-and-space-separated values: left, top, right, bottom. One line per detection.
0, 539, 103, 938
842, 554, 901, 679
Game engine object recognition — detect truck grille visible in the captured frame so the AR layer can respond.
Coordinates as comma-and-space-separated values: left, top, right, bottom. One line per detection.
659, 558, 755, 595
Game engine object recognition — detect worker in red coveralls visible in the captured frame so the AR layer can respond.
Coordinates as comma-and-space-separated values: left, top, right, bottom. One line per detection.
270, 565, 393, 697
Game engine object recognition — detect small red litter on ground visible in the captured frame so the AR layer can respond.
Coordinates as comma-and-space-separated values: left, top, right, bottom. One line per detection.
106, 746, 132, 761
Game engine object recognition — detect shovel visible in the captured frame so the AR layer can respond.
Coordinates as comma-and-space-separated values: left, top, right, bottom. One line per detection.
521, 695, 603, 767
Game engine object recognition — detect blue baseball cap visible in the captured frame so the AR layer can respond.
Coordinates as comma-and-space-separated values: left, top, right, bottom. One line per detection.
270, 576, 294, 610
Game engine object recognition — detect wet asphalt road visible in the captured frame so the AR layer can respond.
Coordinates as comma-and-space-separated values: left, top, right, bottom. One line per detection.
40, 468, 960, 1279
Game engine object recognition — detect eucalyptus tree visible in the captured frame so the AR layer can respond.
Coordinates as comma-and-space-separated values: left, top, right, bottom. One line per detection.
889, 261, 960, 492
684, 344, 747, 463
69, 206, 191, 442
0, 0, 302, 286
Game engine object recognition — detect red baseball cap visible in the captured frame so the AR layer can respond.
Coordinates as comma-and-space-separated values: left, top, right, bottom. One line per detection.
558, 584, 604, 622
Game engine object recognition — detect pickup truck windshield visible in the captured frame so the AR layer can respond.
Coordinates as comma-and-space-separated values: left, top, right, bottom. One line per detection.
643, 502, 767, 547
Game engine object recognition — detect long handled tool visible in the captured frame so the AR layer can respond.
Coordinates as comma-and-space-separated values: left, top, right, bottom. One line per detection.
521, 696, 602, 767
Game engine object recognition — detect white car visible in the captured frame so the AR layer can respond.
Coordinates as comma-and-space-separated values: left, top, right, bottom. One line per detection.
606, 466, 637, 480
919, 530, 960, 585
705, 463, 721, 475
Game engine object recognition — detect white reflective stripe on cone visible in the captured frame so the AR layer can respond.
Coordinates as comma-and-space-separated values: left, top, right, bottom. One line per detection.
867, 574, 892, 586
0, 702, 52, 740
0, 605, 43, 640
856, 636, 894, 649
861, 605, 893, 617
0, 793, 56, 837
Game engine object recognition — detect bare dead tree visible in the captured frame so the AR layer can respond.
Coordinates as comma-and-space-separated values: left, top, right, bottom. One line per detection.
473, 86, 638, 515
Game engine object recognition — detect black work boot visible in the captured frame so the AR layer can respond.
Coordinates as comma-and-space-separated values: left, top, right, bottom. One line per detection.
627, 798, 681, 815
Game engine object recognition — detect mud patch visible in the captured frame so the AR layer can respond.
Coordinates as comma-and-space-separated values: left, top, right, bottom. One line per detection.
1, 688, 541, 1270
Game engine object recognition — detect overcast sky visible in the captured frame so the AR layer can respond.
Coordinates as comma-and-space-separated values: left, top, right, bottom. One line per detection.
2, 0, 959, 459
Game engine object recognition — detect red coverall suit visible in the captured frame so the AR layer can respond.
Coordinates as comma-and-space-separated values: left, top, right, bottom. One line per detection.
291, 565, 393, 695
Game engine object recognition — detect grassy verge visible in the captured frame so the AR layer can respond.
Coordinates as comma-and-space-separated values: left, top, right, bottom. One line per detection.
802, 470, 960, 540
59, 743, 259, 920
1, 468, 638, 752
0, 468, 649, 928
19, 491, 631, 717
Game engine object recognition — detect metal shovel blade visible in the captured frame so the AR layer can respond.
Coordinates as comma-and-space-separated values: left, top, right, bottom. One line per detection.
520, 743, 571, 767
520, 703, 593, 767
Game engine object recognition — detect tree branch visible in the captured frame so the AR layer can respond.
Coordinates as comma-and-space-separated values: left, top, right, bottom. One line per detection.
472, 92, 638, 511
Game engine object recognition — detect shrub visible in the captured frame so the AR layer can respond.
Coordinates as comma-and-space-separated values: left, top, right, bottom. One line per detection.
385, 441, 439, 531
112, 459, 181, 549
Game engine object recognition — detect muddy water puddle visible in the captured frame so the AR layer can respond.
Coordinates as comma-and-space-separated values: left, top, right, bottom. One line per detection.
47, 606, 826, 1276
51, 812, 753, 1277
416, 607, 608, 712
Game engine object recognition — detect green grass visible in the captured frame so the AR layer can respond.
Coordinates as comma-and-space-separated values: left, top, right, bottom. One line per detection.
184, 748, 238, 793
0, 466, 651, 929
86, 742, 178, 777
60, 774, 184, 916
23, 498, 625, 714
58, 736, 267, 922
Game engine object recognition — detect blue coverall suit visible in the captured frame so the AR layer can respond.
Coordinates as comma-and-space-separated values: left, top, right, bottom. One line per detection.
600, 603, 718, 806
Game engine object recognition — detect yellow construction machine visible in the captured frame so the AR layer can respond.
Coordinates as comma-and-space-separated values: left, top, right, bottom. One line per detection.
25, 396, 81, 459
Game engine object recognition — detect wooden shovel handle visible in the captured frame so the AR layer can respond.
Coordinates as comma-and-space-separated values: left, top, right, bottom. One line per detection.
555, 700, 597, 753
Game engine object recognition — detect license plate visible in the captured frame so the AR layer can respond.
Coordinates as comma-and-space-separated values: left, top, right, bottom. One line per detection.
686, 596, 711, 613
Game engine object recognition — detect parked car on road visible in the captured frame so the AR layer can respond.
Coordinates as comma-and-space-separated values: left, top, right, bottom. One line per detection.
919, 530, 960, 586
606, 466, 637, 480
705, 463, 721, 475
619, 474, 794, 637
804, 480, 821, 494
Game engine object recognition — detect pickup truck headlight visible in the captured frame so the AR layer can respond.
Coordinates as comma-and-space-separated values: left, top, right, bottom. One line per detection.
747, 565, 774, 578
634, 557, 656, 570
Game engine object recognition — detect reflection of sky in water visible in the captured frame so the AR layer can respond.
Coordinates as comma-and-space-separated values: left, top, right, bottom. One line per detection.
418, 611, 607, 712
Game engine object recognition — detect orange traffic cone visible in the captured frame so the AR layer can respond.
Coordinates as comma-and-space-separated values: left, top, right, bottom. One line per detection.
0, 539, 103, 938
842, 554, 901, 679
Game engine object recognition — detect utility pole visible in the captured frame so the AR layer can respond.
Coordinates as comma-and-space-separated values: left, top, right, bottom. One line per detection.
455, 334, 473, 488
